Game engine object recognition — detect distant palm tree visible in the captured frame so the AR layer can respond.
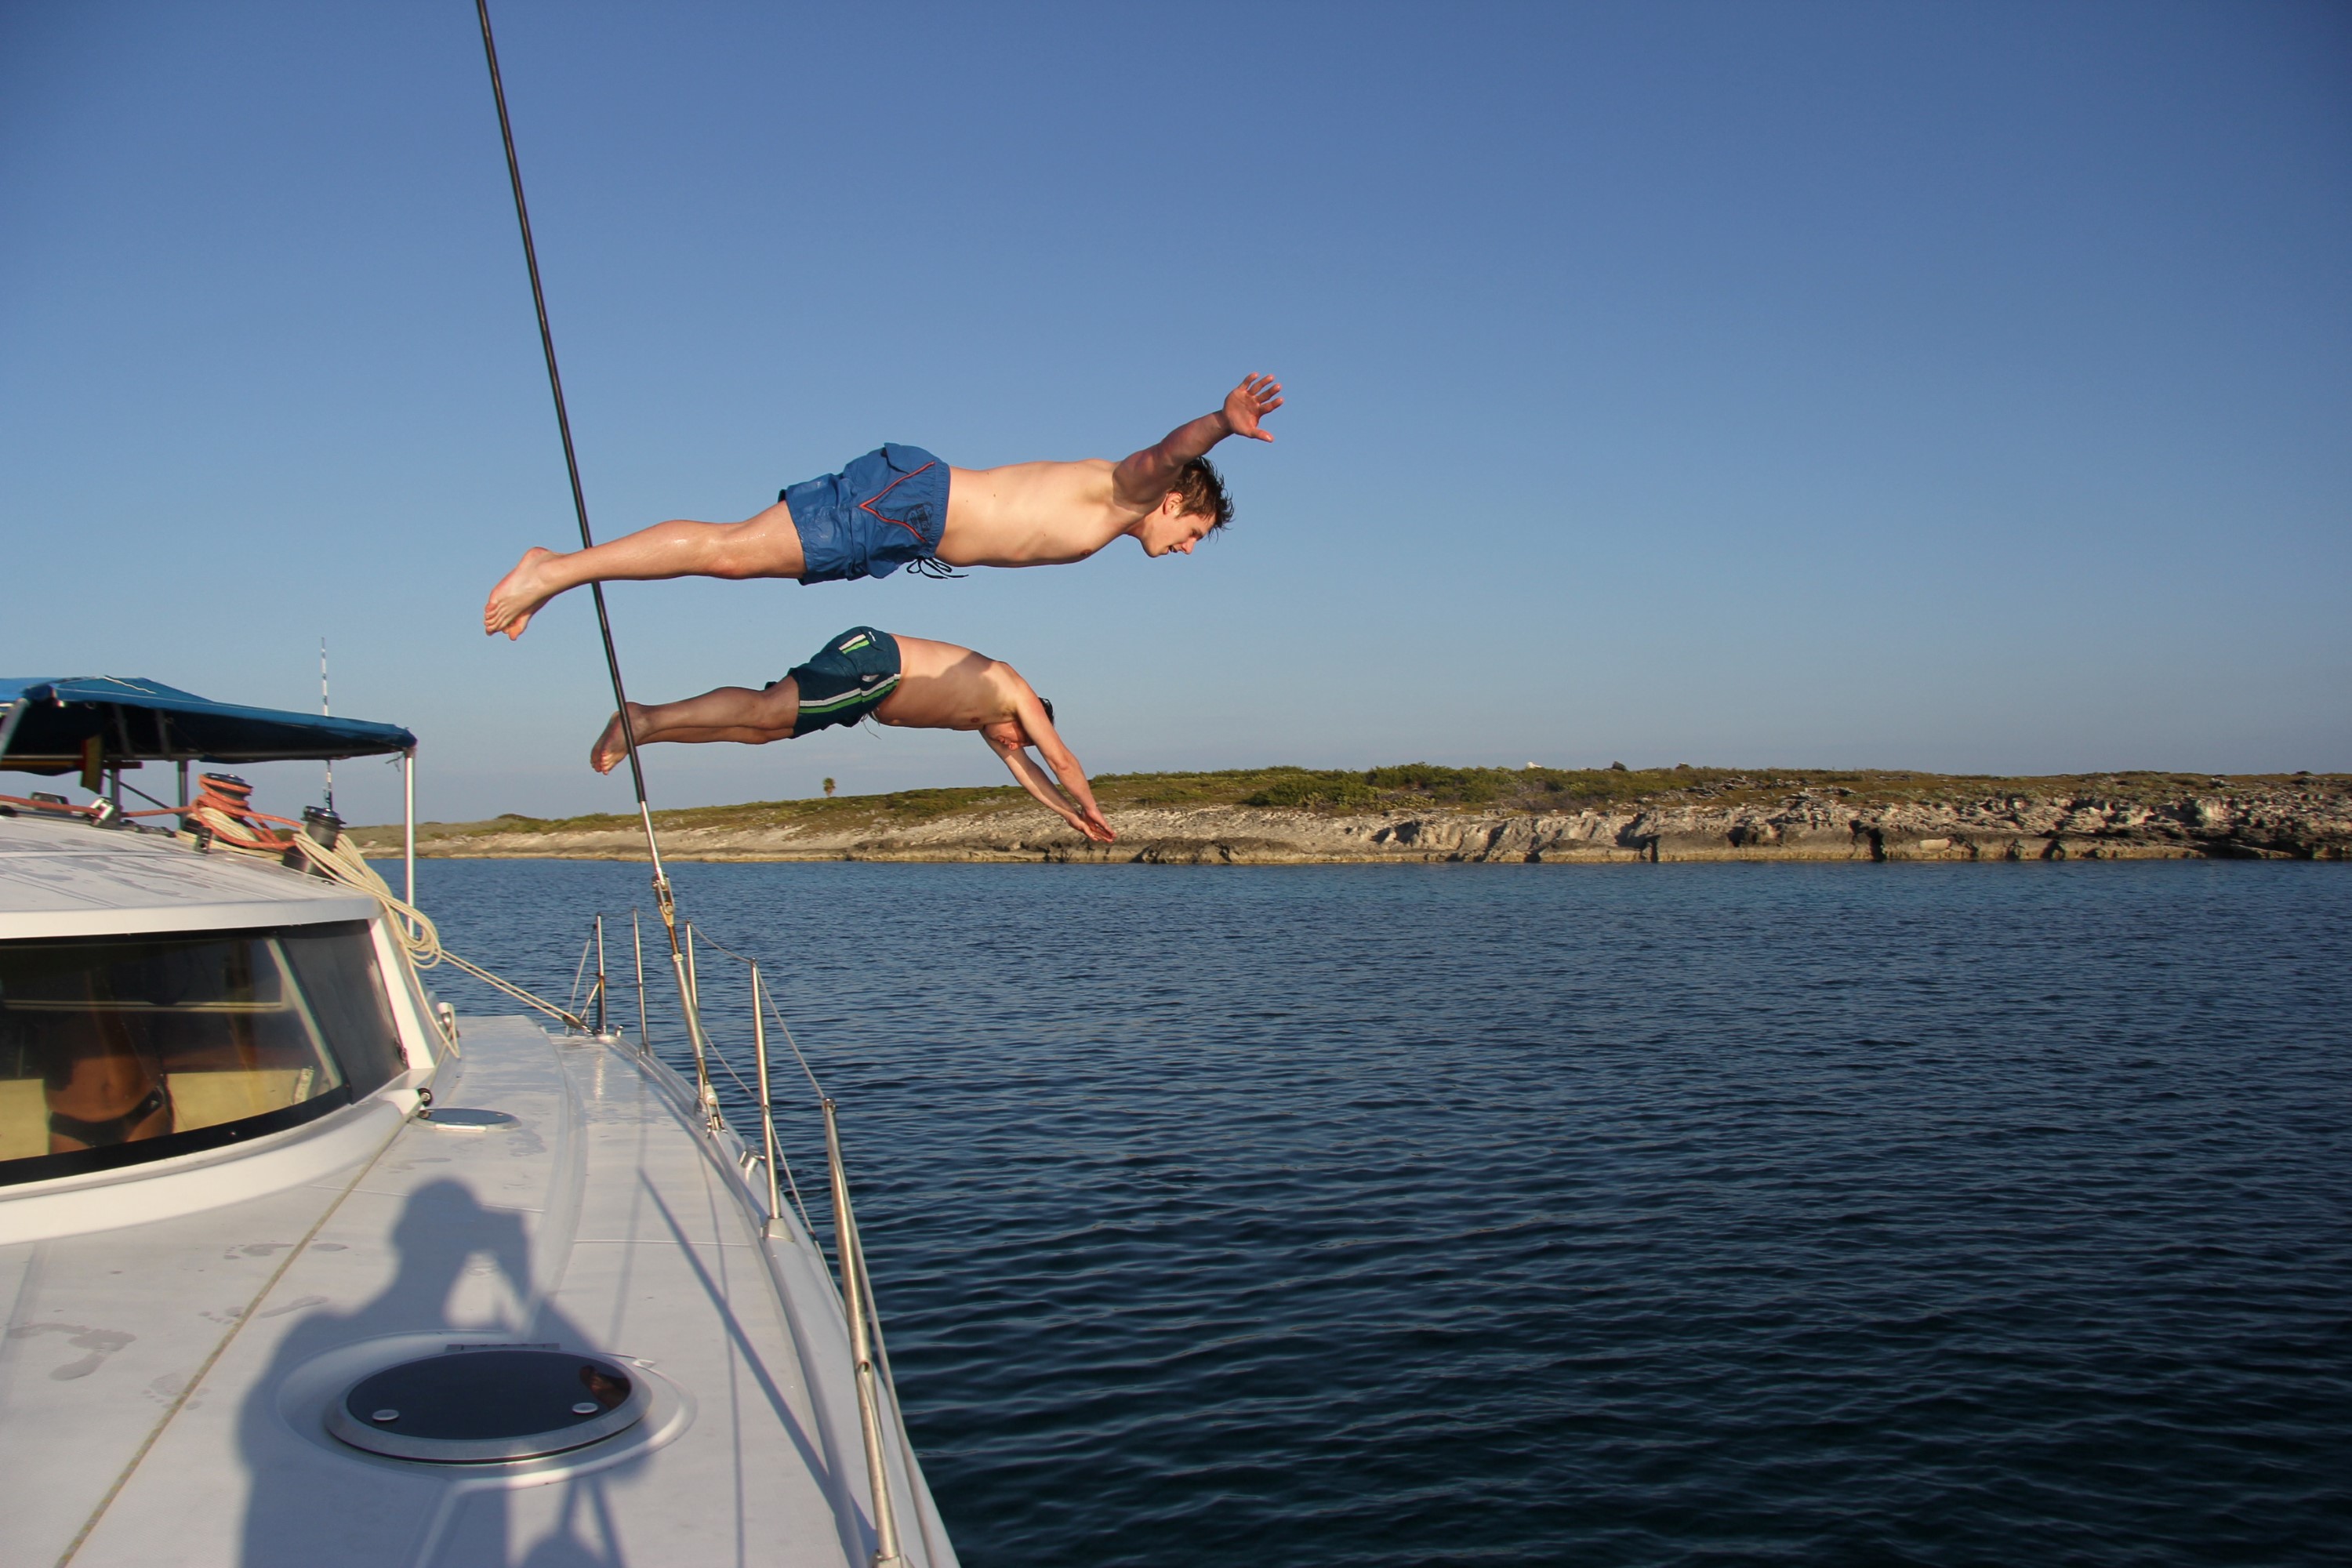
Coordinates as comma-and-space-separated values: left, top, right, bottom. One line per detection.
822, 777, 837, 798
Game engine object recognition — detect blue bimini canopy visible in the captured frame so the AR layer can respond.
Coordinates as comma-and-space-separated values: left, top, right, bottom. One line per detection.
0, 677, 415, 776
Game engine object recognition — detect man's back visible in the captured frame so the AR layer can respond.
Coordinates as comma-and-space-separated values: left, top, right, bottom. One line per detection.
877, 634, 1032, 730
939, 459, 1125, 567
938, 374, 1281, 567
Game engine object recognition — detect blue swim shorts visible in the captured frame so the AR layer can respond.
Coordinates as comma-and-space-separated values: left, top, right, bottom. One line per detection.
782, 626, 901, 738
780, 445, 949, 584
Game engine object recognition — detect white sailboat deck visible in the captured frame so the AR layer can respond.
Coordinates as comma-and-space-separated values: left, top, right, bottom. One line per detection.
7, 1013, 948, 1567
0, 811, 949, 1567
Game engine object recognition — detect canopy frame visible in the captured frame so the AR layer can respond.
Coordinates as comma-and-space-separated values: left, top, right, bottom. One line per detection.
0, 676, 420, 927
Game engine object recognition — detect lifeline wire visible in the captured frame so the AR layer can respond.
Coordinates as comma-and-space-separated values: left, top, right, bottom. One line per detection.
692, 927, 829, 1102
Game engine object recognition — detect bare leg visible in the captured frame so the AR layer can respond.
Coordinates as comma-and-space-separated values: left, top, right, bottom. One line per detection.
590, 683, 800, 772
488, 498, 806, 640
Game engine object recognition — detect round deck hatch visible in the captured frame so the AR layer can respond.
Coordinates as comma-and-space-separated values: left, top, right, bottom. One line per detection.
325, 1349, 647, 1462
423, 1108, 518, 1130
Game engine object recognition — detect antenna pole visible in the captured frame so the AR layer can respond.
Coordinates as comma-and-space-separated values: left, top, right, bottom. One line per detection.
320, 638, 334, 816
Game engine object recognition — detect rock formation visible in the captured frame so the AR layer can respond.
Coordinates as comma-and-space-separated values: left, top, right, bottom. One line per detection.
361, 775, 2352, 866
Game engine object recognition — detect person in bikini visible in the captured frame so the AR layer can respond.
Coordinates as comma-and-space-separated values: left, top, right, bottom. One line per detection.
485, 375, 1283, 638
591, 626, 1117, 844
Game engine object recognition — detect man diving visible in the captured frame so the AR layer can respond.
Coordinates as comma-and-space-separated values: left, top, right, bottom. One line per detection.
486, 374, 1283, 639
590, 627, 1117, 844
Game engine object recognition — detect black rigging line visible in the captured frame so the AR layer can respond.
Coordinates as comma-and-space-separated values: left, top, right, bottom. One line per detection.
474, 0, 673, 904
476, 2, 720, 1116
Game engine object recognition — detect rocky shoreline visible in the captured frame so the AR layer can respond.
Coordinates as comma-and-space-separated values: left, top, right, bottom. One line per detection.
359, 774, 2352, 866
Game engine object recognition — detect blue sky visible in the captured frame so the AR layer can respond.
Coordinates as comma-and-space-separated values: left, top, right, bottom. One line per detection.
4, 2, 2347, 826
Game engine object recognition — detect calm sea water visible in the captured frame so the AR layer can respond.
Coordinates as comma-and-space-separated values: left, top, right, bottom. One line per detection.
408, 859, 2352, 1568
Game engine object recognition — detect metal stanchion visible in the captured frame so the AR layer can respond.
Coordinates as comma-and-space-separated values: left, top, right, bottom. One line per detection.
750, 964, 787, 1236
822, 1100, 904, 1568
593, 914, 608, 1035
631, 909, 650, 1054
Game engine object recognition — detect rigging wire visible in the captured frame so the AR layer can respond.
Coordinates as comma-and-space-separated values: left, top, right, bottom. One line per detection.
463, 44, 908, 1523
473, 0, 720, 1094
472, 0, 647, 810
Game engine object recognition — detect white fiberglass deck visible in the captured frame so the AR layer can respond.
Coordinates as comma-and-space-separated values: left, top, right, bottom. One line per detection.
2, 1013, 950, 1568
0, 809, 379, 940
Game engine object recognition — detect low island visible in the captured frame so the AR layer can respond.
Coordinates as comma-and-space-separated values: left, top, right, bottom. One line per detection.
350, 765, 2352, 865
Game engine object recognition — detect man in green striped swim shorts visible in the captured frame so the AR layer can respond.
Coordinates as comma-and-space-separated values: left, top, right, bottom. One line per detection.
589, 626, 1115, 844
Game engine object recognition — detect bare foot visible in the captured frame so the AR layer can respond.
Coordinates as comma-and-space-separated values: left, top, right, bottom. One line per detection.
590, 704, 650, 774
485, 546, 561, 640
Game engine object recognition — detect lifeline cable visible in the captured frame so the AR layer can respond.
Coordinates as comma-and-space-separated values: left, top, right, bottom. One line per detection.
474, 0, 720, 1087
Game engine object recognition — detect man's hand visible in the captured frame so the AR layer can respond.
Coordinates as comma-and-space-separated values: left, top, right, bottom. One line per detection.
1114, 372, 1286, 510
1223, 374, 1283, 442
1052, 800, 1116, 844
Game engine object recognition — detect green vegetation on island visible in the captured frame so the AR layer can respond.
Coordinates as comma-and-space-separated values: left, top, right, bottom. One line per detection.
350, 764, 2340, 851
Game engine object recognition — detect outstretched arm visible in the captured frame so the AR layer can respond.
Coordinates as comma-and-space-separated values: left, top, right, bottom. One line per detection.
982, 691, 1115, 842
1110, 374, 1283, 511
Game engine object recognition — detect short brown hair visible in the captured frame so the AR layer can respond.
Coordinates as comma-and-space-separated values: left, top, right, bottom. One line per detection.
1171, 456, 1232, 532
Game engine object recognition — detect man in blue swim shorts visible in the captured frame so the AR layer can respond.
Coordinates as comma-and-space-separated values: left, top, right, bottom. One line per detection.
484, 375, 1282, 638
588, 626, 1116, 844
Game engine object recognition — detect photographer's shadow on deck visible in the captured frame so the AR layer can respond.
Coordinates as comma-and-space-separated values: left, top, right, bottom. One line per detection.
239, 1179, 628, 1568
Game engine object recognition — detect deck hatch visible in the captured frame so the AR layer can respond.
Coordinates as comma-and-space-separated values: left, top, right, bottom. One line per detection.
324, 1348, 647, 1462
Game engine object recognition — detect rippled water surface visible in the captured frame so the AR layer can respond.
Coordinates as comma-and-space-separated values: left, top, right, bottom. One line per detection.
412, 860, 2352, 1567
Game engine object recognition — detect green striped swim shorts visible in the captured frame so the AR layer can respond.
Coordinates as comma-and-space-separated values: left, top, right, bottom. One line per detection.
783, 626, 901, 738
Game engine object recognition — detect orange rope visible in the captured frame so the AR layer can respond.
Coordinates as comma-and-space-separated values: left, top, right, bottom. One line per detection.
0, 793, 99, 816
5, 787, 307, 851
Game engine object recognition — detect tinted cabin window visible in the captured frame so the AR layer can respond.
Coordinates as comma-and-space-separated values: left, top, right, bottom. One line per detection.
0, 921, 405, 1185
281, 924, 407, 1097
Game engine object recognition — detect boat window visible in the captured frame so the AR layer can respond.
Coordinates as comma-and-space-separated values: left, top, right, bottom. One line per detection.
279, 924, 409, 1098
0, 921, 406, 1185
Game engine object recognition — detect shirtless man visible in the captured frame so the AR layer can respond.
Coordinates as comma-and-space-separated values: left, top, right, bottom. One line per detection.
485, 375, 1283, 639
590, 626, 1116, 844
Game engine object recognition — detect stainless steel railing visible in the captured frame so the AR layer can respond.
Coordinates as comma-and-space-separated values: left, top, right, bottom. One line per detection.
574, 913, 917, 1566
